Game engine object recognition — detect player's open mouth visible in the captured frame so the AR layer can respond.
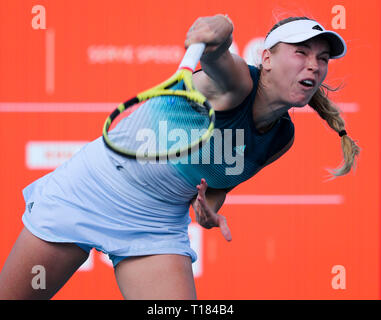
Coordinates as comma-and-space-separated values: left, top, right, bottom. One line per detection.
299, 79, 316, 88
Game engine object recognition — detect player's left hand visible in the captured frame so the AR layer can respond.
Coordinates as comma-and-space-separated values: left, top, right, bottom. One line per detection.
194, 179, 232, 242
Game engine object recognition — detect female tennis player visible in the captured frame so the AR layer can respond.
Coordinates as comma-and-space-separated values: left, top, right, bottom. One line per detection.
0, 14, 359, 299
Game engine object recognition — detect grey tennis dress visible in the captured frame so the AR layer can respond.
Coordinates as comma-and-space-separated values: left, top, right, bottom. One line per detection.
22, 65, 294, 266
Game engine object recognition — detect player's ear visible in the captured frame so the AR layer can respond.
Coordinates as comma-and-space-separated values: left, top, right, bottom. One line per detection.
261, 48, 273, 71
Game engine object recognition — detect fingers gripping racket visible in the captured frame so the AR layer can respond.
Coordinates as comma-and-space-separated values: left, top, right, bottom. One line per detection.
102, 43, 215, 161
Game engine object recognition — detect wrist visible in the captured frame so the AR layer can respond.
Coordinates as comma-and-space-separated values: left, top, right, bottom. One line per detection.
201, 34, 233, 62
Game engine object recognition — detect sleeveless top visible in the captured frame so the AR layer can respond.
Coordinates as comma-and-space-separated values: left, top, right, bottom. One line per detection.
170, 65, 295, 189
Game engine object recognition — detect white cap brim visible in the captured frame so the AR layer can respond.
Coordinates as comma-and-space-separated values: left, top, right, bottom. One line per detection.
264, 20, 347, 59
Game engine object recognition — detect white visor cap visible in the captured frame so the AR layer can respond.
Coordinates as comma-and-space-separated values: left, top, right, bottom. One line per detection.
264, 19, 347, 59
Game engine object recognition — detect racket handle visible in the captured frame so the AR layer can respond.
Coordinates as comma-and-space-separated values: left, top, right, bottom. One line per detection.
179, 43, 206, 71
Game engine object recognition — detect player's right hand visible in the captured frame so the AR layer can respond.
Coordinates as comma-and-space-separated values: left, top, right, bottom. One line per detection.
184, 14, 233, 53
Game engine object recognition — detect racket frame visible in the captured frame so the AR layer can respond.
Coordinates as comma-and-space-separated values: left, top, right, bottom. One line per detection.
102, 46, 215, 160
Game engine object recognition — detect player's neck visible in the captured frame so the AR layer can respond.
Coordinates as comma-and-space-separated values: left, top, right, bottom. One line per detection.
252, 79, 292, 133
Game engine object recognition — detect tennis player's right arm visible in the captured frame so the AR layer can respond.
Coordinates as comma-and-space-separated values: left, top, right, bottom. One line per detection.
185, 14, 253, 111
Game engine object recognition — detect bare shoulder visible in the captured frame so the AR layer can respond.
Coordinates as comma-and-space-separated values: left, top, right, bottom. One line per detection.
193, 52, 253, 111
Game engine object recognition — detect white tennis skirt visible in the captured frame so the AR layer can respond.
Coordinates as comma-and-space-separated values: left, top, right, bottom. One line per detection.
22, 137, 198, 265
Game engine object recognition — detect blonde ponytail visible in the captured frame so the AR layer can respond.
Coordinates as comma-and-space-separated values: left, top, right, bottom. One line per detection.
308, 85, 360, 178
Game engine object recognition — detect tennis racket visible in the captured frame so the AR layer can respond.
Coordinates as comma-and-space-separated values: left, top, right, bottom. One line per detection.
102, 43, 215, 161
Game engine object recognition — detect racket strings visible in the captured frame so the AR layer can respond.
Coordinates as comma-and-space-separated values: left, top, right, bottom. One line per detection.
108, 94, 210, 157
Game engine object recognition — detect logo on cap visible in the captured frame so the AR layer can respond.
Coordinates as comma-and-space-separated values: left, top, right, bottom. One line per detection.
312, 25, 323, 31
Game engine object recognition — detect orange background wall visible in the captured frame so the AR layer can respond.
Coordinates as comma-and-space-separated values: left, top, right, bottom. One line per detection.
0, 0, 379, 299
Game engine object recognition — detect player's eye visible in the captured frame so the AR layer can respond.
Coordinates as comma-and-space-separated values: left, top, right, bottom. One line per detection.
296, 50, 306, 55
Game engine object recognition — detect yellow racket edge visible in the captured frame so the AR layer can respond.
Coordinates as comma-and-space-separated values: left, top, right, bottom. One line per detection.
102, 69, 215, 160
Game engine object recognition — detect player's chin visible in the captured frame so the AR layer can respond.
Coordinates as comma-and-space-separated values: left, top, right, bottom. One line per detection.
292, 100, 309, 108
291, 94, 315, 108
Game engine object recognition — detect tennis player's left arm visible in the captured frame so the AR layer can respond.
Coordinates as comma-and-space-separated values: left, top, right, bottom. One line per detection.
191, 179, 232, 242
